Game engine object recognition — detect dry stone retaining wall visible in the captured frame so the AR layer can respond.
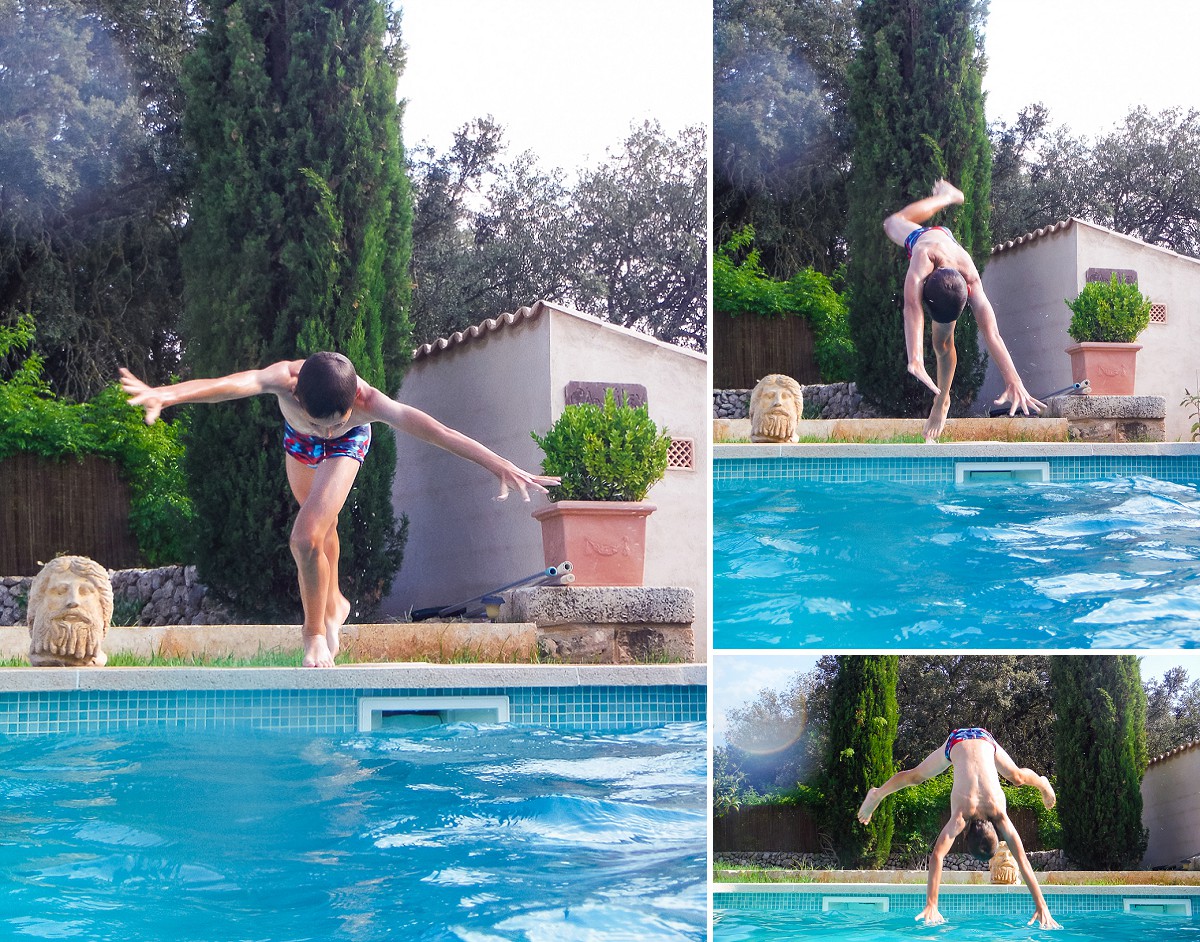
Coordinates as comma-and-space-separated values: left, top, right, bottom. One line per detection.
714, 383, 879, 420
0, 566, 236, 627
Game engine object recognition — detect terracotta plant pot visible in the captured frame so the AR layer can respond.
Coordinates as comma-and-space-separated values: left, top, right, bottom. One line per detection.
532, 501, 656, 586
1065, 342, 1142, 396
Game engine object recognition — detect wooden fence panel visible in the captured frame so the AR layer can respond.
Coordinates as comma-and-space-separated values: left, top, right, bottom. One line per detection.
713, 311, 821, 389
0, 454, 142, 575
714, 803, 1044, 855
714, 805, 822, 852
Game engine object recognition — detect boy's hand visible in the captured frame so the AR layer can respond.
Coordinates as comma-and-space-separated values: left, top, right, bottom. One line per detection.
493, 462, 560, 502
994, 381, 1046, 417
119, 368, 165, 424
1029, 904, 1061, 930
916, 903, 945, 926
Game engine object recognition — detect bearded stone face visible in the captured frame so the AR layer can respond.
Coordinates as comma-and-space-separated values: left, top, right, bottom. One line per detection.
27, 556, 113, 667
749, 374, 804, 443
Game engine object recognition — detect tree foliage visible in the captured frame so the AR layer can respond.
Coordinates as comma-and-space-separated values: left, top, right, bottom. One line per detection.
1144, 666, 1200, 767
713, 0, 856, 277
991, 105, 1200, 259
821, 654, 898, 867
894, 655, 1055, 773
845, 0, 991, 417
0, 0, 195, 399
0, 315, 193, 564
181, 0, 410, 619
714, 226, 854, 381
1051, 655, 1148, 869
408, 119, 707, 352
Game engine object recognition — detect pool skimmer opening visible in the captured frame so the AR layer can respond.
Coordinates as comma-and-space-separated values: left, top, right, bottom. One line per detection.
1123, 898, 1192, 916
955, 461, 1050, 485
357, 695, 511, 732
821, 896, 889, 913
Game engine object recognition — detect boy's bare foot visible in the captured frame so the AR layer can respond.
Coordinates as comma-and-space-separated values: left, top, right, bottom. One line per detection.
857, 787, 880, 824
303, 633, 335, 668
325, 594, 351, 659
932, 179, 965, 204
924, 394, 951, 443
907, 361, 941, 395
1037, 775, 1057, 810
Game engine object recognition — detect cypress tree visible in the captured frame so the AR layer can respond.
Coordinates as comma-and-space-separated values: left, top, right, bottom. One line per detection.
181, 0, 411, 618
846, 0, 992, 416
1050, 656, 1149, 868
822, 655, 899, 867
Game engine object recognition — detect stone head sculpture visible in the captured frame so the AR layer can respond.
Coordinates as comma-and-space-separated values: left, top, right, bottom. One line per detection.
989, 841, 1018, 885
27, 556, 113, 667
749, 374, 804, 443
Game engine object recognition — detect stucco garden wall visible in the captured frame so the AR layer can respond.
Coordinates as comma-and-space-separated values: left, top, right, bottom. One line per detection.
381, 303, 709, 657
1142, 743, 1200, 868
974, 220, 1200, 441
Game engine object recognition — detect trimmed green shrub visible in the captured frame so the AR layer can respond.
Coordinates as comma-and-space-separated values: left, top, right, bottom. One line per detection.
1066, 274, 1151, 343
532, 389, 670, 502
0, 315, 193, 564
714, 226, 855, 382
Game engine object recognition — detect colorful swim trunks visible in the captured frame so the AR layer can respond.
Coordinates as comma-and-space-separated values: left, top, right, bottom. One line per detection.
283, 421, 371, 467
905, 225, 956, 258
944, 727, 996, 760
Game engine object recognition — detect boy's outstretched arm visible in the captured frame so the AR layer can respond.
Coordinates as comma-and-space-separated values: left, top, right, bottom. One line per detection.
917, 815, 966, 927
357, 385, 559, 501
995, 815, 1061, 929
120, 362, 292, 424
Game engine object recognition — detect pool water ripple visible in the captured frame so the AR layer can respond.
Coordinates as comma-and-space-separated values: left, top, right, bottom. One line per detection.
0, 724, 706, 941
715, 475, 1200, 648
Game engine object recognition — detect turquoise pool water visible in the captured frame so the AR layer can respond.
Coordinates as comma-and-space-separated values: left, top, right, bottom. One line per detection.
715, 473, 1200, 649
714, 892, 1200, 941
1, 722, 706, 941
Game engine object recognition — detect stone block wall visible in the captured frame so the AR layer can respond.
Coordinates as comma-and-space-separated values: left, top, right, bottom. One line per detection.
714, 382, 879, 420
0, 565, 236, 627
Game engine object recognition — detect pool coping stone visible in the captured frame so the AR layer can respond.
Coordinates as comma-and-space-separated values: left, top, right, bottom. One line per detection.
0, 662, 706, 693
715, 442, 1200, 459
713, 880, 1200, 895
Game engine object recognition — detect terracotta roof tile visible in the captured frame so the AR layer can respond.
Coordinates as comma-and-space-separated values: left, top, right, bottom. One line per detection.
413, 301, 551, 361
990, 219, 1075, 255
1148, 738, 1200, 768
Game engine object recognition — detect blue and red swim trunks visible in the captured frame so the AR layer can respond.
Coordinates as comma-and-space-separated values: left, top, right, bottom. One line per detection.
283, 421, 371, 467
905, 225, 957, 258
944, 727, 996, 760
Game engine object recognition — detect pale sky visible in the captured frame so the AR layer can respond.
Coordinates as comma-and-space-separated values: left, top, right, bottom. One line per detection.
983, 0, 1198, 135
395, 0, 711, 173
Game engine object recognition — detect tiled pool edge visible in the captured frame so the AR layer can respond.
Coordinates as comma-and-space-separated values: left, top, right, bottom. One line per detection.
0, 664, 707, 735
714, 882, 1200, 916
715, 442, 1200, 485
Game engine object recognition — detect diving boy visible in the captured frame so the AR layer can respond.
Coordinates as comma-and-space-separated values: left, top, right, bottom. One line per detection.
857, 726, 1061, 929
884, 179, 1045, 442
120, 353, 558, 668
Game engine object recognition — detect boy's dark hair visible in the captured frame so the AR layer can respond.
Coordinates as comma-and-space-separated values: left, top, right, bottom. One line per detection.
923, 267, 969, 324
964, 817, 1000, 862
295, 352, 358, 418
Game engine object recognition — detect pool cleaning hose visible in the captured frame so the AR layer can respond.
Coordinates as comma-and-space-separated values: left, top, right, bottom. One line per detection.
988, 379, 1090, 417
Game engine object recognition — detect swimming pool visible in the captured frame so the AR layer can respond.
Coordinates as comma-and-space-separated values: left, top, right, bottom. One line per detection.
714, 445, 1200, 649
0, 667, 707, 941
714, 886, 1200, 941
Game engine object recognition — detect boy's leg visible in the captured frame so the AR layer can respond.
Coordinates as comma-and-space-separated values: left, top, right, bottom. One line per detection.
320, 522, 352, 657
285, 456, 360, 667
884, 179, 966, 245
925, 320, 957, 442
994, 743, 1057, 808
